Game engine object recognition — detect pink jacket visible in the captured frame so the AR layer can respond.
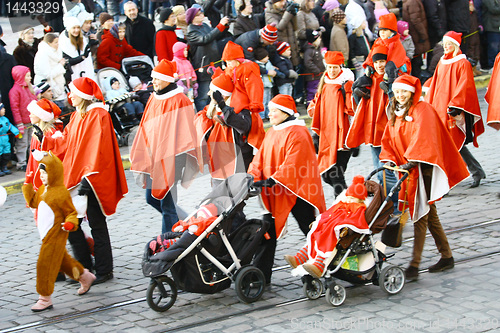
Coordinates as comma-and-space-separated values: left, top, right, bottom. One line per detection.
9, 65, 37, 125
172, 48, 197, 88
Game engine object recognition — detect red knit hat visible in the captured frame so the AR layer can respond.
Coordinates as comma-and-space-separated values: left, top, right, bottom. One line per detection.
345, 175, 367, 200
151, 59, 177, 83
27, 98, 61, 122
69, 77, 104, 101
443, 31, 462, 47
260, 24, 278, 43
392, 74, 421, 105
275, 41, 290, 55
324, 51, 344, 65
268, 94, 297, 116
210, 68, 234, 96
222, 41, 245, 61
379, 13, 397, 32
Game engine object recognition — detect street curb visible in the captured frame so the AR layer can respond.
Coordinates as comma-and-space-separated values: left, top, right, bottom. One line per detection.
0, 75, 491, 196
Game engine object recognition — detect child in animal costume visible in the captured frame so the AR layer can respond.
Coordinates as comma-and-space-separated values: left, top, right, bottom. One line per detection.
285, 175, 369, 278
23, 150, 96, 312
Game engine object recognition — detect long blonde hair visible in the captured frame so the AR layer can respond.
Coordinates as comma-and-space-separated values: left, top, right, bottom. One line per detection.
69, 30, 84, 52
316, 72, 327, 95
38, 120, 55, 134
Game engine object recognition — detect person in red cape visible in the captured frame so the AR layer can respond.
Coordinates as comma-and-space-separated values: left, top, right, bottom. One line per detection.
218, 40, 265, 169
380, 75, 469, 281
35, 77, 128, 285
130, 59, 202, 234
353, 13, 411, 102
485, 52, 500, 130
285, 175, 369, 278
346, 45, 399, 207
307, 51, 355, 197
424, 31, 486, 188
248, 94, 326, 283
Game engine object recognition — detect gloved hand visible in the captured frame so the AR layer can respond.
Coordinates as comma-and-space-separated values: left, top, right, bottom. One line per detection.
288, 69, 299, 79
352, 74, 372, 100
78, 179, 93, 196
62, 221, 75, 231
384, 161, 395, 168
380, 80, 390, 94
83, 43, 91, 58
384, 61, 398, 84
193, 82, 199, 98
212, 90, 226, 110
33, 124, 43, 141
399, 161, 417, 170
365, 65, 375, 78
286, 1, 298, 15
253, 178, 276, 188
447, 107, 463, 117
214, 114, 229, 127
16, 123, 25, 135
24, 171, 34, 185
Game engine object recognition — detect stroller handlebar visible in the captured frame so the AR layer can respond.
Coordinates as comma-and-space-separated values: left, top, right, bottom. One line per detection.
248, 186, 262, 197
366, 165, 410, 192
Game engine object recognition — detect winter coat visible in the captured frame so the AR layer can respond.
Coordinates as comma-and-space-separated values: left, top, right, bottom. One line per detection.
348, 32, 371, 65
33, 41, 67, 101
273, 54, 295, 86
187, 23, 225, 82
155, 25, 178, 61
59, 31, 96, 81
13, 38, 41, 81
0, 51, 16, 124
265, 1, 300, 66
445, 0, 470, 33
303, 43, 325, 81
403, 0, 431, 55
125, 15, 156, 59
235, 30, 265, 61
8, 66, 37, 126
233, 14, 261, 37
320, 12, 333, 53
330, 23, 349, 60
97, 32, 144, 70
297, 0, 321, 41
256, 60, 275, 88
468, 10, 481, 61
0, 116, 20, 154
422, 0, 447, 45
401, 36, 416, 59
482, 0, 500, 32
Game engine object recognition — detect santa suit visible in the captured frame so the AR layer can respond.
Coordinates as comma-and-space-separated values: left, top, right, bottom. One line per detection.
26, 128, 62, 191
363, 34, 411, 72
485, 52, 500, 130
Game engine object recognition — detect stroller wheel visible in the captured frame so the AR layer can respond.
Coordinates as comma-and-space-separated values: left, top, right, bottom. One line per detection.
302, 277, 323, 300
235, 266, 265, 303
325, 283, 346, 306
146, 276, 177, 312
379, 265, 405, 295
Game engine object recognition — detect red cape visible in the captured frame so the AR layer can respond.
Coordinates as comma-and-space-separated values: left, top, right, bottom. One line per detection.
346, 72, 389, 148
364, 34, 411, 71
130, 86, 202, 200
308, 69, 354, 174
43, 104, 128, 216
26, 128, 62, 191
485, 52, 500, 130
380, 102, 469, 221
424, 53, 485, 148
248, 119, 326, 239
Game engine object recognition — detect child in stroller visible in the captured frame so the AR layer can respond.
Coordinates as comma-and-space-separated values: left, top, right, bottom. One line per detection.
142, 174, 270, 312
107, 76, 143, 125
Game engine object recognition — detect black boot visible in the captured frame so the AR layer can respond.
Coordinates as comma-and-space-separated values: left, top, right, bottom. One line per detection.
428, 257, 454, 272
2, 153, 12, 175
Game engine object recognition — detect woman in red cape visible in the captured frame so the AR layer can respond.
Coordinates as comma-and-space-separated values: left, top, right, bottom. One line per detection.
38, 77, 128, 284
380, 75, 469, 281
424, 31, 485, 188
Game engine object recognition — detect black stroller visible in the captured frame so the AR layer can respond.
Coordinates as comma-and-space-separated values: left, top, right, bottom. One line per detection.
122, 56, 154, 83
142, 174, 270, 312
300, 166, 408, 306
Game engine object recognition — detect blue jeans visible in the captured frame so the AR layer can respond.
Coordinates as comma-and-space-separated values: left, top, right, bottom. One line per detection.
123, 101, 144, 117
106, 0, 120, 21
194, 80, 210, 112
371, 146, 399, 210
260, 87, 272, 119
146, 189, 178, 234
278, 83, 293, 96
487, 32, 500, 68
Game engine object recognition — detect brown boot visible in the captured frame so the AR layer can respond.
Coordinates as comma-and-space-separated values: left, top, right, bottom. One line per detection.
78, 269, 96, 295
472, 66, 483, 76
302, 263, 324, 279
428, 257, 454, 272
284, 255, 299, 268
31, 295, 53, 312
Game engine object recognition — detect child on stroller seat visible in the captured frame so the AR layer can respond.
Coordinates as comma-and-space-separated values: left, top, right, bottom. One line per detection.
285, 175, 371, 278
107, 77, 143, 125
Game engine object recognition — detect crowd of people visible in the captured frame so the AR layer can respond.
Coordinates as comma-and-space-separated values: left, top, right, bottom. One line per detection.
1, 0, 500, 313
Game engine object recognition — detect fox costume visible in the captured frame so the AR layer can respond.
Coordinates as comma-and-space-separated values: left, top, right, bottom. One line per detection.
23, 150, 95, 312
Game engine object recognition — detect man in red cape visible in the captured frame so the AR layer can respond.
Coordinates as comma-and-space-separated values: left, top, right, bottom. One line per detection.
380, 75, 469, 280
485, 52, 500, 130
130, 59, 202, 233
248, 94, 326, 283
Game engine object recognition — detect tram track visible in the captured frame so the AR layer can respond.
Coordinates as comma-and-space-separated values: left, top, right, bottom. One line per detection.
3, 217, 500, 333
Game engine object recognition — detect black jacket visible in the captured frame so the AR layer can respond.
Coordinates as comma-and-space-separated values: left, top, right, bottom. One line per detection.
187, 23, 224, 82
12, 38, 41, 81
0, 51, 17, 123
273, 54, 295, 86
444, 0, 470, 33
233, 14, 261, 37
125, 15, 156, 59
303, 43, 325, 81
422, 0, 447, 45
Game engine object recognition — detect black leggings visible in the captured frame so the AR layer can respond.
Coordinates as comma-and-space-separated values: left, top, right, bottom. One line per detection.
321, 150, 352, 196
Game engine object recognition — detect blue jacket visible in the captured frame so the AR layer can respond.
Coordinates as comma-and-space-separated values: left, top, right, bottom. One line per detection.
0, 115, 20, 154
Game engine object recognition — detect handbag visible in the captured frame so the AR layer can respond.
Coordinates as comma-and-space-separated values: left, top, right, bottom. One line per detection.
381, 168, 409, 248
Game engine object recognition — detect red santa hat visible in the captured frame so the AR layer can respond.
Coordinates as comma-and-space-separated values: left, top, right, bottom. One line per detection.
324, 51, 344, 65
151, 59, 177, 83
378, 13, 398, 32
27, 99, 61, 122
210, 68, 234, 96
346, 175, 368, 200
443, 31, 462, 47
392, 74, 422, 105
69, 77, 104, 101
268, 94, 298, 116
260, 24, 278, 43
222, 41, 245, 61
